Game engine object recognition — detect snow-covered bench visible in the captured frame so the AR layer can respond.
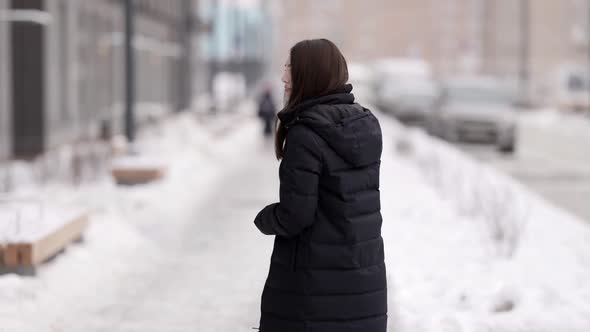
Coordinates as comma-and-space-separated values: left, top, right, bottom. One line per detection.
0, 198, 88, 276
110, 156, 166, 185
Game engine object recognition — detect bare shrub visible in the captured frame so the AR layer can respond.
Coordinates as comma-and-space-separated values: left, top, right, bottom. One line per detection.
410, 136, 530, 258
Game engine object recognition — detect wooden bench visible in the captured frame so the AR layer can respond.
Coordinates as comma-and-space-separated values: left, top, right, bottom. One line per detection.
0, 213, 88, 276
111, 167, 165, 185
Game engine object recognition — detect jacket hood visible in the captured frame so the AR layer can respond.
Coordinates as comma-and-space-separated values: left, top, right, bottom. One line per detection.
279, 84, 383, 166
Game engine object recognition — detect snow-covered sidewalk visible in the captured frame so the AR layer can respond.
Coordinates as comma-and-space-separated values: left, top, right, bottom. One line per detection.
1, 106, 276, 331
1, 107, 590, 332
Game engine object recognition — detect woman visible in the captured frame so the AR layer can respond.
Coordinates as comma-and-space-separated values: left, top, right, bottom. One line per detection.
254, 39, 387, 332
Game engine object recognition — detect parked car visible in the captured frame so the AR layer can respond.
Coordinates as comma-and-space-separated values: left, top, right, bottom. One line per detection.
427, 77, 518, 153
347, 62, 376, 105
554, 67, 589, 112
533, 65, 590, 112
376, 80, 439, 126
372, 58, 438, 125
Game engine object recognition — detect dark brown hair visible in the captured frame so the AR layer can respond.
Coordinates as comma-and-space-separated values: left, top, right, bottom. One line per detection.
275, 39, 349, 159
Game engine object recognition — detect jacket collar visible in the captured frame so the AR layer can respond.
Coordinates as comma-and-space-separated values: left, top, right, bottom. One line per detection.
278, 84, 355, 128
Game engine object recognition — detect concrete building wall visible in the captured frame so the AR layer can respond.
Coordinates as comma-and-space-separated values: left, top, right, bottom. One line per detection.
529, 0, 587, 82
274, 0, 483, 76
480, 0, 520, 78
45, 0, 78, 148
0, 0, 11, 160
275, 0, 589, 84
480, 0, 590, 103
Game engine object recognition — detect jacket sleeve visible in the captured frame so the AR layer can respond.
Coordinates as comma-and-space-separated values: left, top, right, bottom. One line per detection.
254, 126, 322, 238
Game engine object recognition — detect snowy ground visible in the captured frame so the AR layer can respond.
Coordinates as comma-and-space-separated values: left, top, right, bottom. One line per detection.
385, 123, 590, 331
520, 109, 590, 144
456, 109, 590, 223
1, 104, 590, 331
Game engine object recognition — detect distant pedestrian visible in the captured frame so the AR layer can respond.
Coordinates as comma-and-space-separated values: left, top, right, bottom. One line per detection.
257, 87, 277, 138
253, 39, 387, 332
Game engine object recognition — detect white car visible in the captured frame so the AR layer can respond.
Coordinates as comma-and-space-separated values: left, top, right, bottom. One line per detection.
372, 58, 437, 124
347, 63, 376, 105
376, 80, 439, 126
428, 78, 518, 153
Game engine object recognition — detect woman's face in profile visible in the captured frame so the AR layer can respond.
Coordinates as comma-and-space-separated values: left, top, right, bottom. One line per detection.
281, 58, 292, 98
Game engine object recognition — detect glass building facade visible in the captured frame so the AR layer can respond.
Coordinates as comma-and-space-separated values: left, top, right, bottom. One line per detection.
1, 0, 200, 159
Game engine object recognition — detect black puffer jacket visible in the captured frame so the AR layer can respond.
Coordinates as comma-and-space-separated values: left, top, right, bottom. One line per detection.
254, 85, 387, 332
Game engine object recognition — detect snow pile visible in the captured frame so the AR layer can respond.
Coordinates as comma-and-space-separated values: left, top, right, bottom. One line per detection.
0, 210, 160, 331
0, 141, 111, 193
382, 119, 590, 331
395, 126, 531, 258
0, 199, 86, 243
